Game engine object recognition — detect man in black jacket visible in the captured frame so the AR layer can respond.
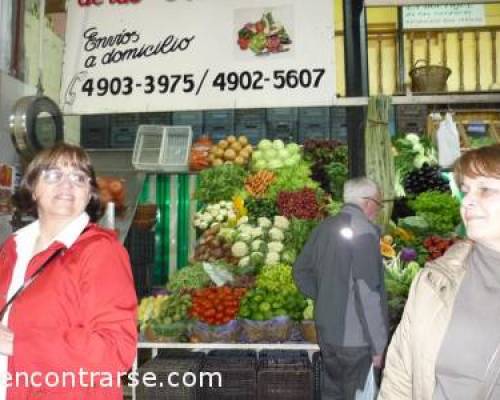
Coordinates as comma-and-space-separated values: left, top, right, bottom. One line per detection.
294, 177, 389, 400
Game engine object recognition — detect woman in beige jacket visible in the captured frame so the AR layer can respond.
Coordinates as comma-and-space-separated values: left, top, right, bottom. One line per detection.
379, 144, 500, 400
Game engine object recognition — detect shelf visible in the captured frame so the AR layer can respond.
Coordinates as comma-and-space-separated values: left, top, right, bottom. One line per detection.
334, 93, 500, 107
138, 341, 319, 350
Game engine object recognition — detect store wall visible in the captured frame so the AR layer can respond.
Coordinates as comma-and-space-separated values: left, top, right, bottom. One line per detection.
23, 10, 80, 144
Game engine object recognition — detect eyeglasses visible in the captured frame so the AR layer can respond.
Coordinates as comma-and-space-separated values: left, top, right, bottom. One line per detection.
41, 168, 90, 187
362, 197, 391, 208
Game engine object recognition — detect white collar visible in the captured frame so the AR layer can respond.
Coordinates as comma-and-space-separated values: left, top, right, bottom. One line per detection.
14, 213, 90, 251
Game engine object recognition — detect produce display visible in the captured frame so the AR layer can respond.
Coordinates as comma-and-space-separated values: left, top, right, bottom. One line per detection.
193, 201, 236, 231
139, 126, 490, 344
209, 135, 253, 167
237, 12, 292, 55
189, 136, 213, 172
251, 140, 301, 170
189, 286, 247, 325
97, 176, 126, 213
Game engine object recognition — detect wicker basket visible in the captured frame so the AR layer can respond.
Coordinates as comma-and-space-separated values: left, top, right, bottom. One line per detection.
409, 59, 451, 93
300, 320, 318, 343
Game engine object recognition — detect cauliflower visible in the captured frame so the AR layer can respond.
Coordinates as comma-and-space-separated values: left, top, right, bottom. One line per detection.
273, 216, 290, 231
268, 227, 285, 242
231, 242, 249, 257
237, 231, 252, 243
216, 214, 225, 222
250, 227, 264, 239
258, 217, 272, 229
209, 208, 219, 217
218, 228, 236, 243
405, 133, 420, 144
268, 241, 284, 253
238, 223, 252, 233
265, 252, 280, 265
251, 240, 265, 252
237, 216, 249, 226
199, 222, 208, 230
238, 256, 250, 268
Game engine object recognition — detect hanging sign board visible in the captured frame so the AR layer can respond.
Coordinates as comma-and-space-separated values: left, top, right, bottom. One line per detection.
60, 0, 335, 114
403, 4, 485, 29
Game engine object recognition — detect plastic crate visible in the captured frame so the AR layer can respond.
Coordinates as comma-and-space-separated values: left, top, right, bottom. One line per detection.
257, 352, 314, 400
312, 352, 322, 400
267, 120, 297, 143
208, 350, 257, 360
80, 114, 110, 148
298, 107, 331, 143
110, 126, 137, 148
158, 349, 205, 360
139, 112, 172, 126
131, 262, 153, 299
137, 356, 203, 400
132, 125, 192, 172
235, 109, 266, 144
267, 107, 298, 122
172, 111, 204, 139
299, 107, 330, 122
204, 110, 235, 142
201, 354, 257, 400
330, 108, 348, 142
124, 226, 155, 265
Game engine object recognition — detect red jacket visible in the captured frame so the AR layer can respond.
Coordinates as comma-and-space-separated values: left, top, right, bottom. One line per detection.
0, 224, 138, 399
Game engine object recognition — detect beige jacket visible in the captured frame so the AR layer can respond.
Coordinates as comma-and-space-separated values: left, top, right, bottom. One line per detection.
378, 240, 473, 400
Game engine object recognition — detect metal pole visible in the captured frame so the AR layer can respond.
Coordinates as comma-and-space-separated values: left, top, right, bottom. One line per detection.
343, 0, 369, 178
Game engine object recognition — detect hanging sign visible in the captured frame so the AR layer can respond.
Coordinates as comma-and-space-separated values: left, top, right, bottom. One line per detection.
403, 4, 485, 29
60, 0, 335, 114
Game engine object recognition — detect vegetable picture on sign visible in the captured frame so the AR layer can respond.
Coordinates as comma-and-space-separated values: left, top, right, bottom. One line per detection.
236, 10, 292, 56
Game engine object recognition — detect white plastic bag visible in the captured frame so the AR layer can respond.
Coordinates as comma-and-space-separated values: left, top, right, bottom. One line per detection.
436, 112, 461, 168
355, 364, 379, 400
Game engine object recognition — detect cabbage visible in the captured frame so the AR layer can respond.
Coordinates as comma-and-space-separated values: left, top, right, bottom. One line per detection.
286, 143, 300, 154
283, 158, 296, 167
277, 149, 289, 160
272, 139, 285, 150
268, 159, 283, 169
258, 139, 273, 151
254, 160, 267, 170
252, 150, 263, 161
264, 148, 277, 160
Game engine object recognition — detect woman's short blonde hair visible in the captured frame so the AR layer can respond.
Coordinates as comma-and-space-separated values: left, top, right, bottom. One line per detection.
453, 144, 500, 186
13, 143, 101, 221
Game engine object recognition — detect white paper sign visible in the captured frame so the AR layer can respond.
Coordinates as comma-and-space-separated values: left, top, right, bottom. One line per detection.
403, 4, 485, 29
60, 0, 335, 114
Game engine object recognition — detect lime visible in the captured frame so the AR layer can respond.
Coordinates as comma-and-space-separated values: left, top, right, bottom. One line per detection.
259, 302, 271, 313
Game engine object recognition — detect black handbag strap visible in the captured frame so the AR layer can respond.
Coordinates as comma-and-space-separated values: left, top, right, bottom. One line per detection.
0, 247, 64, 321
477, 342, 500, 400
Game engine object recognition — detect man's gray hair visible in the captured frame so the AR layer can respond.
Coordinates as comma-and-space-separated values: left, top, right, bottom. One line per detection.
343, 177, 380, 205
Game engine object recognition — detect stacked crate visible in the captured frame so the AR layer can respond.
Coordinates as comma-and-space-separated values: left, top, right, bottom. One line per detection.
235, 109, 267, 145
298, 107, 331, 143
266, 107, 298, 143
395, 104, 428, 134
330, 107, 348, 142
80, 114, 110, 149
204, 110, 235, 143
172, 111, 204, 140
110, 113, 140, 148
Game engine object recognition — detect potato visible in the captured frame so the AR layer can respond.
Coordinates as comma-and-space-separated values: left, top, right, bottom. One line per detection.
226, 135, 237, 144
224, 148, 237, 160
215, 147, 225, 158
244, 144, 253, 152
238, 136, 249, 146
212, 159, 224, 166
230, 141, 242, 152
239, 149, 250, 159
234, 156, 245, 165
218, 140, 229, 149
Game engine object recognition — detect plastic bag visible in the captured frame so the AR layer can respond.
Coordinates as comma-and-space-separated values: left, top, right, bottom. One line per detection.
355, 364, 379, 400
437, 112, 461, 168
241, 316, 292, 343
190, 320, 240, 343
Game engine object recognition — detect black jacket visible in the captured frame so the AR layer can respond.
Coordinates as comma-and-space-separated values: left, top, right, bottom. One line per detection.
293, 204, 389, 354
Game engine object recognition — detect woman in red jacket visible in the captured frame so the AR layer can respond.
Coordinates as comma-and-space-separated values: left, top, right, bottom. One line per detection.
0, 143, 137, 399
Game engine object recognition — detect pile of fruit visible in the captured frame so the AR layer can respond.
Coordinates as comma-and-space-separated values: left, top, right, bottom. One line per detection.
209, 135, 253, 167
189, 286, 247, 325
